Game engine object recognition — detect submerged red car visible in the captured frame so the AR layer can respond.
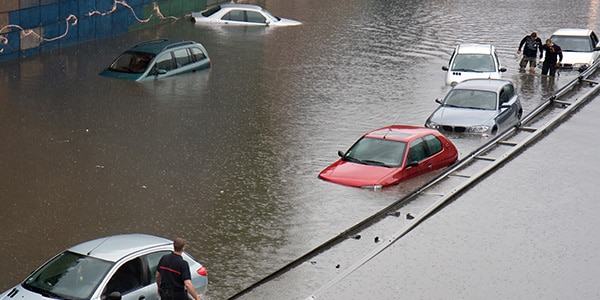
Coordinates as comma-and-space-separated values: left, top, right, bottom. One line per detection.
318, 125, 458, 189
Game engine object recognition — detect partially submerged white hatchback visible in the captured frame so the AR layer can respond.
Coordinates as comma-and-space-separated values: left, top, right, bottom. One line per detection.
546, 28, 600, 71
442, 44, 507, 86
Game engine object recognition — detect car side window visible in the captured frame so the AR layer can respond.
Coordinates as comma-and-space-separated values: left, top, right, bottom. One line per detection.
147, 251, 171, 283
592, 32, 599, 47
154, 52, 174, 72
499, 90, 508, 104
500, 84, 514, 104
190, 47, 206, 62
104, 258, 144, 296
223, 10, 244, 21
246, 11, 266, 23
173, 49, 191, 67
423, 135, 442, 156
407, 138, 427, 163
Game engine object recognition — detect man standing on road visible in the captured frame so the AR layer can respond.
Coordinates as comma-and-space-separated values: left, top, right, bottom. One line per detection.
517, 32, 543, 73
540, 38, 563, 76
156, 238, 201, 300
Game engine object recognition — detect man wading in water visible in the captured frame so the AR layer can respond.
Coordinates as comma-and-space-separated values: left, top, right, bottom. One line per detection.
517, 32, 543, 73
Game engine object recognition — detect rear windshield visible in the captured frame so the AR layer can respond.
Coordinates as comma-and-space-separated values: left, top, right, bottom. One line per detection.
202, 5, 222, 17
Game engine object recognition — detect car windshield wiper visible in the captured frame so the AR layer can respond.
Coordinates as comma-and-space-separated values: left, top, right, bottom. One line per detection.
343, 156, 362, 163
362, 160, 389, 167
22, 284, 66, 300
464, 106, 488, 110
452, 68, 480, 72
443, 103, 461, 108
344, 156, 391, 167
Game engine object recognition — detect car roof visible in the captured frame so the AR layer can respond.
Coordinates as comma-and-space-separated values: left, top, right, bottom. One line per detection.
552, 28, 594, 36
68, 234, 172, 262
129, 39, 198, 54
364, 125, 438, 142
452, 78, 510, 92
456, 43, 494, 54
220, 3, 264, 11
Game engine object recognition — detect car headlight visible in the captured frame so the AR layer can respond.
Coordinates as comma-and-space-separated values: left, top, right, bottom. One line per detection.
572, 63, 590, 69
467, 125, 490, 133
361, 184, 382, 191
425, 121, 439, 129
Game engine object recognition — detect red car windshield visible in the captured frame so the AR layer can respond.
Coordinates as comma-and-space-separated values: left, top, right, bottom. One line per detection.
344, 137, 407, 167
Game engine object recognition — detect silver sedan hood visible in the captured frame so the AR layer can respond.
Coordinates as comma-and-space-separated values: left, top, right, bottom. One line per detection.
429, 106, 497, 126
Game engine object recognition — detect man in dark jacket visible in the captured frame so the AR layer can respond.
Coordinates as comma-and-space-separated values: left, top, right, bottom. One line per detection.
540, 39, 563, 76
517, 32, 543, 73
156, 238, 201, 300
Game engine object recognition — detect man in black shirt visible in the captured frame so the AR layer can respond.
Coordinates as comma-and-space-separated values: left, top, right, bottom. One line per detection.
156, 238, 201, 300
517, 32, 543, 73
540, 38, 563, 76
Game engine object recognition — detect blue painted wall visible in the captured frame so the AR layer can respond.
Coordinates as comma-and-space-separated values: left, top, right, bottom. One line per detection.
0, 0, 207, 62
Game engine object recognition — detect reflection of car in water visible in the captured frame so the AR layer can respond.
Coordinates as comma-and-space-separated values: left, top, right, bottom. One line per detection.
0, 234, 208, 300
425, 79, 522, 136
99, 39, 211, 81
541, 28, 600, 71
191, 4, 301, 26
442, 44, 506, 86
318, 125, 458, 189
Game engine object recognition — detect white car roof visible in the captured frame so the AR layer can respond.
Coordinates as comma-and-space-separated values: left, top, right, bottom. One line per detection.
68, 234, 172, 262
456, 44, 494, 54
552, 28, 594, 36
220, 3, 264, 11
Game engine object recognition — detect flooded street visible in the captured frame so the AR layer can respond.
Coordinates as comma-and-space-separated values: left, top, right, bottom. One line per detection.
1, 0, 599, 299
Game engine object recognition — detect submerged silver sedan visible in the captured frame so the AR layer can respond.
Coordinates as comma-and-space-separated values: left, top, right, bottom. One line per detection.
0, 234, 208, 300
191, 4, 301, 26
425, 79, 523, 135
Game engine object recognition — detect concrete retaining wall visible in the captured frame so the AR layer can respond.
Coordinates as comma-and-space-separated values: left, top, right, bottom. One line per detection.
0, 0, 209, 62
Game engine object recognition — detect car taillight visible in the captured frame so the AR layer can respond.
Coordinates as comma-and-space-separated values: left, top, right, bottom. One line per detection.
197, 266, 208, 277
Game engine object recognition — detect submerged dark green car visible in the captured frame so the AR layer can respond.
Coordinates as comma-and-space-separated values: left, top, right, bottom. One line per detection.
100, 39, 211, 81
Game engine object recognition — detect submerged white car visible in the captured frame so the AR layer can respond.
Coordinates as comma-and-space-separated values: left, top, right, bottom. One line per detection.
191, 4, 301, 26
0, 234, 208, 300
544, 28, 600, 71
442, 44, 507, 86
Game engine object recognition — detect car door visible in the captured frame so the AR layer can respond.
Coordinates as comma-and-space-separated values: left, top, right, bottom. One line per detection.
221, 9, 246, 24
245, 11, 267, 25
591, 31, 600, 62
496, 83, 519, 129
422, 134, 447, 169
148, 52, 175, 79
102, 257, 159, 300
101, 250, 173, 300
404, 138, 433, 179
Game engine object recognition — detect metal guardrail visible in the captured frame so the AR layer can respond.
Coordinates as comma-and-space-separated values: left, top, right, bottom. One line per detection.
228, 60, 600, 300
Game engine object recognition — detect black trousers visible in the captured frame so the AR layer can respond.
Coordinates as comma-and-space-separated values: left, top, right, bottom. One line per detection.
160, 288, 187, 300
542, 61, 559, 76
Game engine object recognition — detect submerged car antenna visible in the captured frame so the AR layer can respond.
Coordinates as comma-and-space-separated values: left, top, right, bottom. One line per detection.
383, 114, 403, 139
383, 127, 392, 139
